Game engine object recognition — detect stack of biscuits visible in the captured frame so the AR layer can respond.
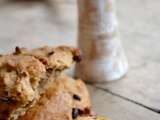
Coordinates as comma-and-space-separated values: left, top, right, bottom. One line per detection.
0, 46, 109, 120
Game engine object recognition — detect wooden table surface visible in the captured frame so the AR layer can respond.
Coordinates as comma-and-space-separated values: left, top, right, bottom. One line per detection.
0, 0, 160, 120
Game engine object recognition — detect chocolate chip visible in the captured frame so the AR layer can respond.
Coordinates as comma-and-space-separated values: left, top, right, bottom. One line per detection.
73, 94, 81, 101
20, 71, 28, 77
39, 58, 48, 65
0, 97, 17, 104
14, 46, 21, 55
72, 108, 81, 119
48, 51, 54, 56
77, 109, 83, 116
17, 92, 21, 96
0, 97, 10, 103
46, 68, 53, 73
73, 55, 82, 62
83, 107, 91, 115
6, 68, 12, 72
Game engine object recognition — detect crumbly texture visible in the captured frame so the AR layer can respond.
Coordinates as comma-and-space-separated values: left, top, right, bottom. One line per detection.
0, 46, 109, 120
0, 46, 81, 120
18, 74, 108, 120
18, 74, 91, 120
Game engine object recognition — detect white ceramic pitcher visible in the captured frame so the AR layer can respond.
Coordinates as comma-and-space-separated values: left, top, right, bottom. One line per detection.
75, 0, 128, 83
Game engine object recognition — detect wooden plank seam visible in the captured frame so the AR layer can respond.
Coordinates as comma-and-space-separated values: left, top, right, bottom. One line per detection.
93, 85, 160, 114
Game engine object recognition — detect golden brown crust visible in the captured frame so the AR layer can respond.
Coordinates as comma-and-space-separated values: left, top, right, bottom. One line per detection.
18, 74, 91, 120
0, 46, 81, 120
18, 75, 109, 120
13, 46, 81, 70
0, 46, 108, 120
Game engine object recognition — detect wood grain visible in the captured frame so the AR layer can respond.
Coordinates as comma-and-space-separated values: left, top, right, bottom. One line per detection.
95, 0, 160, 111
0, 0, 77, 53
0, 0, 160, 119
88, 85, 160, 120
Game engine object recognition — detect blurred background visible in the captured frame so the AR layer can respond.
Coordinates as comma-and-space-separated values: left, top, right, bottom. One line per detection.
0, 0, 78, 53
0, 0, 160, 119
0, 0, 159, 56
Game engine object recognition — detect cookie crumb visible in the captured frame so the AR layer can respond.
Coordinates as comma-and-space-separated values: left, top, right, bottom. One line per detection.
48, 51, 54, 56
72, 108, 80, 119
73, 94, 81, 101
